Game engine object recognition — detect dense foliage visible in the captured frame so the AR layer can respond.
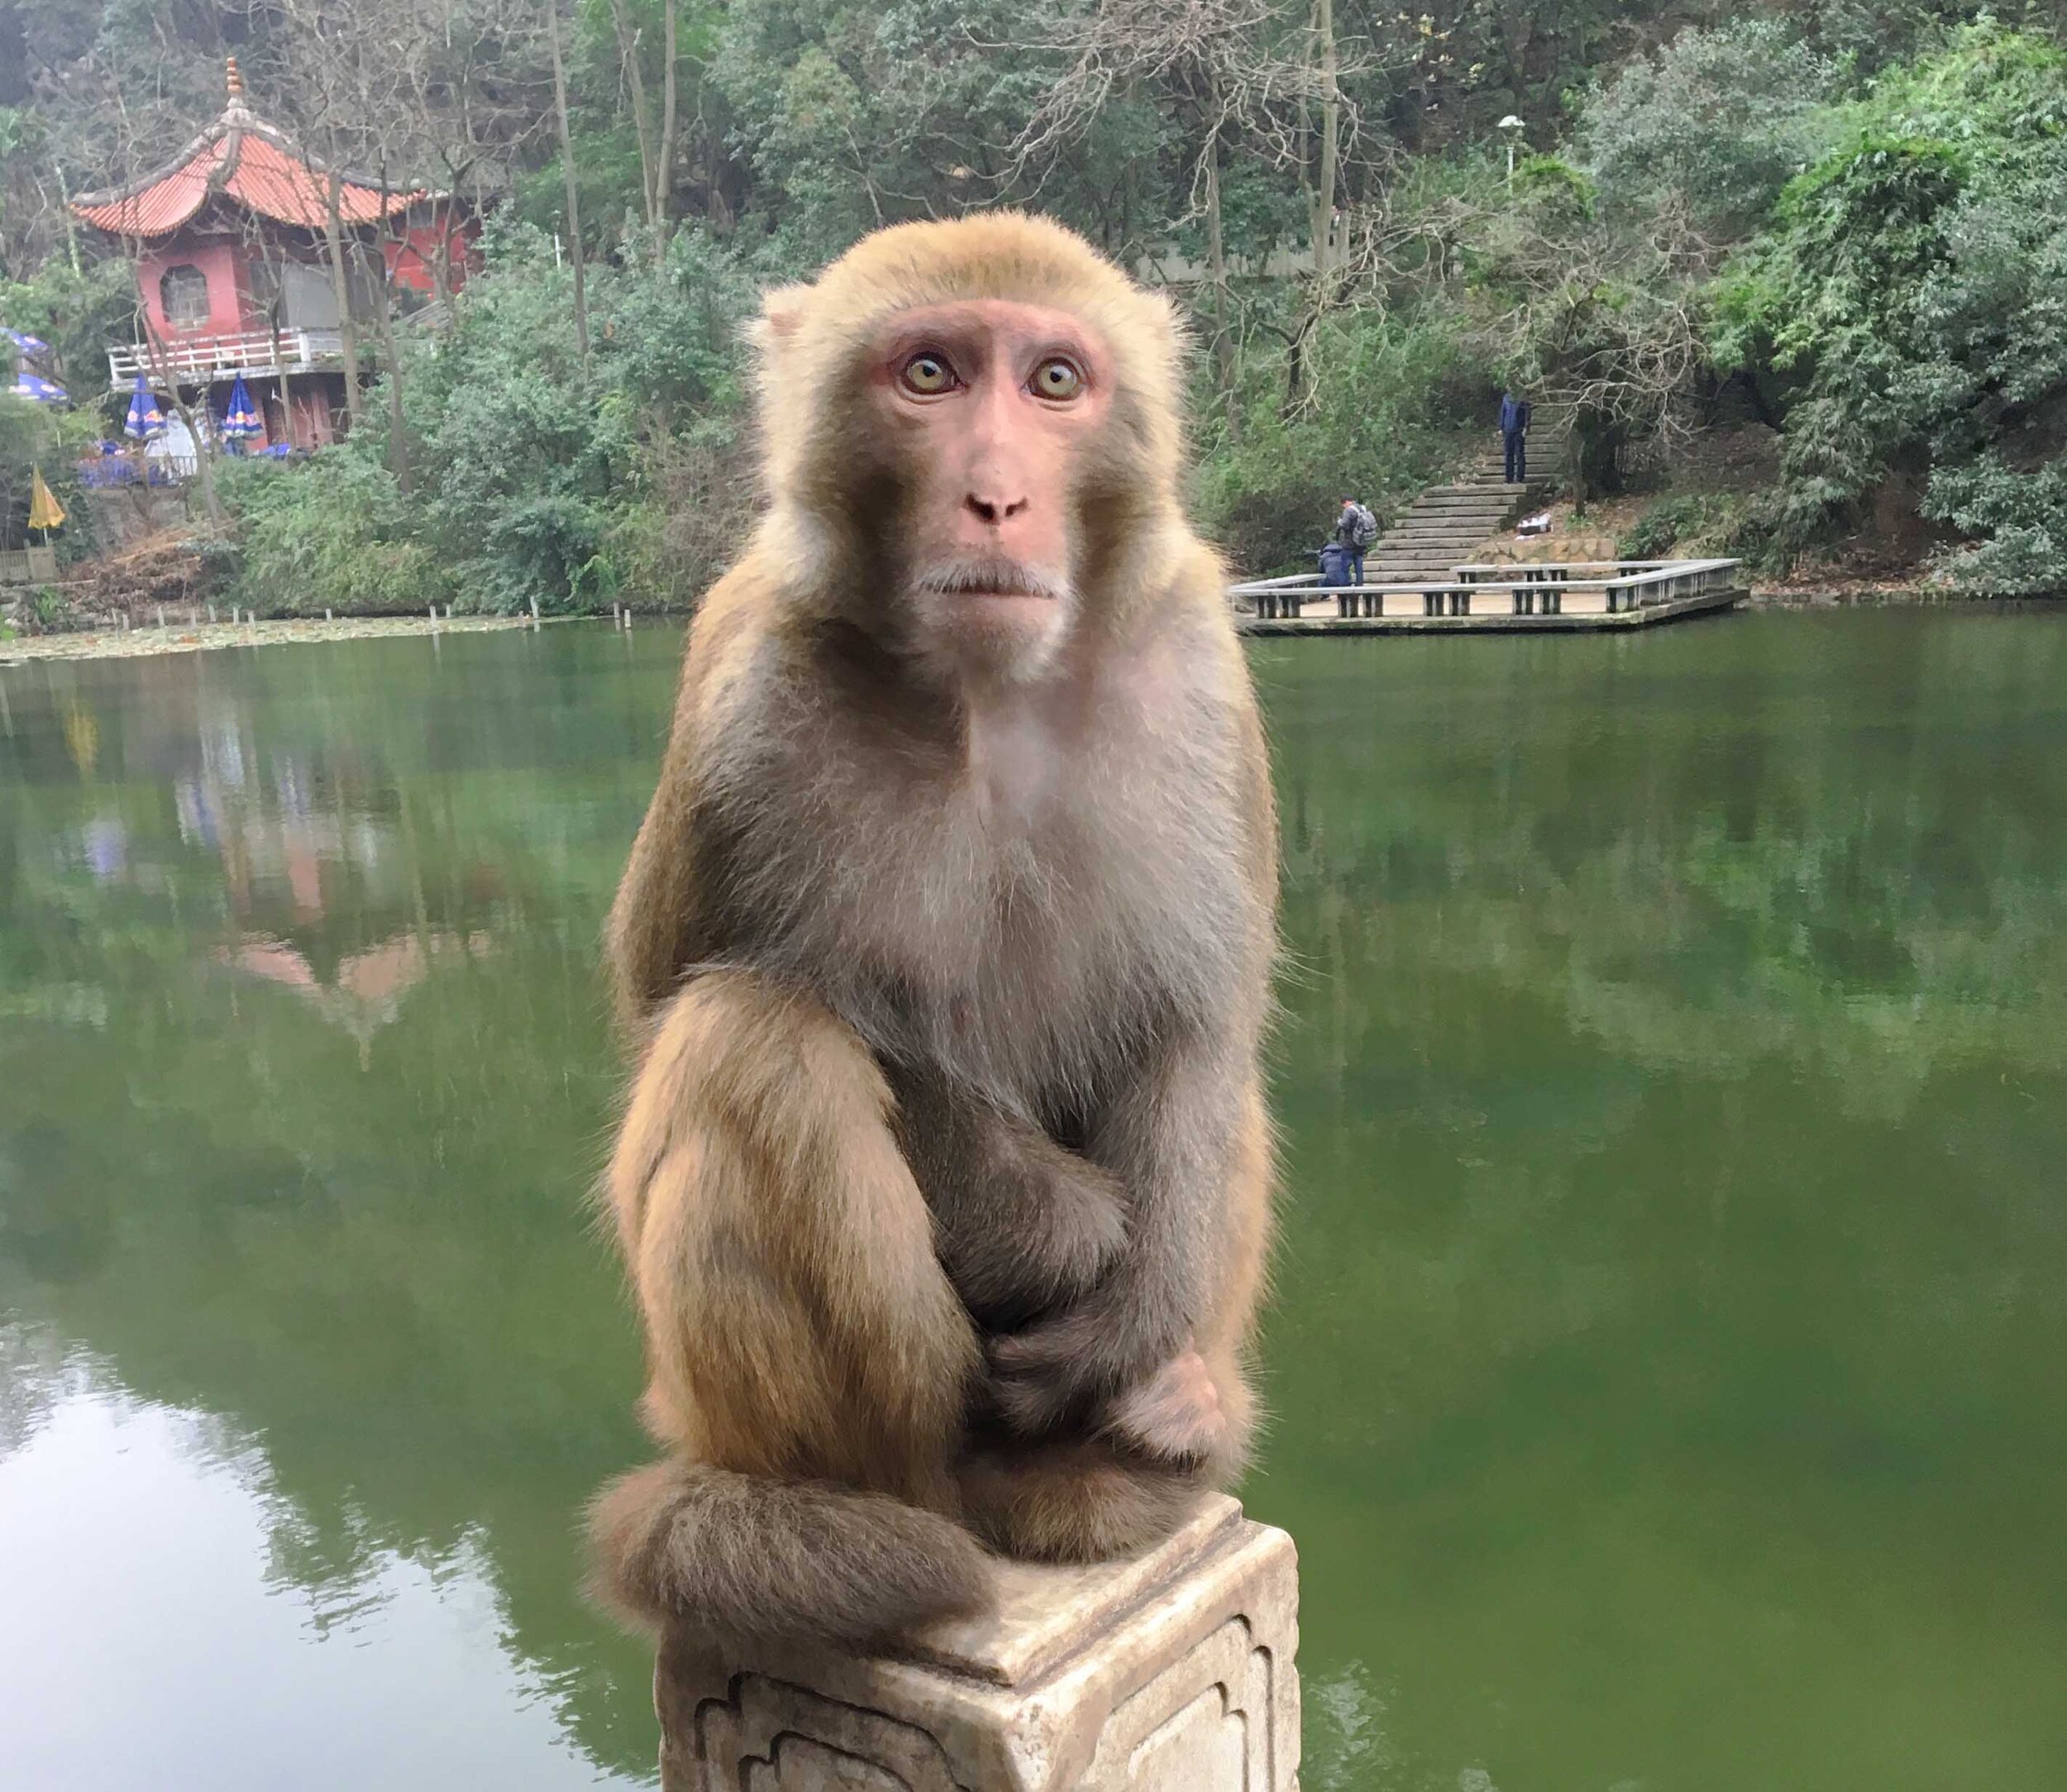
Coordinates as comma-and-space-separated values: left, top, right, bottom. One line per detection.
2, 0, 2065, 602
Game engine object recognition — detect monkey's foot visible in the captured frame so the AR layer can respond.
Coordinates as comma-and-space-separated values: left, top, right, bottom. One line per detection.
1102, 1350, 1230, 1469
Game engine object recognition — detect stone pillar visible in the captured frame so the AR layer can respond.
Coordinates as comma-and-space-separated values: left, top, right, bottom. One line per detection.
656, 1493, 1299, 1792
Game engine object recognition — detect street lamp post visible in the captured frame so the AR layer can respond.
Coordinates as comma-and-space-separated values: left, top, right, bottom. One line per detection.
1497, 115, 1525, 182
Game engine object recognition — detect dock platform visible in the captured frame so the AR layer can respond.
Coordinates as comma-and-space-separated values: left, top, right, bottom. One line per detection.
1231, 557, 1745, 637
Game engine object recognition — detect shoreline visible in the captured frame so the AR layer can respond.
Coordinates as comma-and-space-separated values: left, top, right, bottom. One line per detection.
7, 590, 2063, 670
1747, 588, 2067, 609
0, 613, 611, 668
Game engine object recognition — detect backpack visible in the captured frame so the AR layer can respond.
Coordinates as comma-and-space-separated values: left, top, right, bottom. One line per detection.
1350, 503, 1379, 549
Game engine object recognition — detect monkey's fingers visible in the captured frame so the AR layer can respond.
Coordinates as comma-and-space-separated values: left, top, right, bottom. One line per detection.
987, 1310, 1105, 1435
988, 1296, 1171, 1437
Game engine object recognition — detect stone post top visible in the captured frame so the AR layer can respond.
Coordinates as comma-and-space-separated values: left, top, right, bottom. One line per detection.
657, 1494, 1301, 1792
903, 1493, 1253, 1689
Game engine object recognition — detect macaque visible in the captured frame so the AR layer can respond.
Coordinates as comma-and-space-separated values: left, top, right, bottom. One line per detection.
590, 213, 1277, 1651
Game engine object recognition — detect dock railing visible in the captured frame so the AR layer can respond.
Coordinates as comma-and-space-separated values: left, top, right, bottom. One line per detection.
1229, 557, 1743, 620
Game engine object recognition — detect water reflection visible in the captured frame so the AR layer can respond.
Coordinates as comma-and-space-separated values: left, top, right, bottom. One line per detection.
1, 1338, 619, 1790
2, 615, 2066, 1791
1251, 614, 2067, 1791
1, 634, 668, 1789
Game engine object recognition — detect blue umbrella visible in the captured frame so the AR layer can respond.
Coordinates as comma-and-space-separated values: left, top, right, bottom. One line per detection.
11, 370, 67, 404
3, 327, 51, 359
219, 371, 261, 441
124, 373, 165, 440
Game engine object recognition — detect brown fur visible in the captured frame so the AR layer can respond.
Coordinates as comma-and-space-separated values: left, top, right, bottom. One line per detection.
591, 213, 1277, 1651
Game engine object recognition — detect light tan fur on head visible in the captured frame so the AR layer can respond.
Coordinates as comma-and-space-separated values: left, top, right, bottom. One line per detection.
747, 213, 1188, 529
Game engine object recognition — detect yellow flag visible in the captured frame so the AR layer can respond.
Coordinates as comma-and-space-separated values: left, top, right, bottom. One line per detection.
28, 465, 66, 532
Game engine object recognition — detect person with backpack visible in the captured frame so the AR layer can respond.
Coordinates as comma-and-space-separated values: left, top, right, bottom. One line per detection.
1317, 538, 1354, 614
1500, 390, 1532, 483
1335, 495, 1378, 588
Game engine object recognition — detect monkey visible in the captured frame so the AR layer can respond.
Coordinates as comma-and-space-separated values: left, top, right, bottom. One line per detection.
588, 213, 1278, 1654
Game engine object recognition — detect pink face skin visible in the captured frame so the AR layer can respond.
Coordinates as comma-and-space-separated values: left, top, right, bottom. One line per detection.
866, 299, 1114, 681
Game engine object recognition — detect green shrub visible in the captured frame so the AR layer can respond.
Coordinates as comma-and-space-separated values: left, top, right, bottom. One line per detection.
387, 218, 757, 614
1925, 457, 2067, 595
26, 585, 71, 632
1709, 26, 2067, 566
1195, 309, 1473, 576
1620, 495, 1707, 559
219, 449, 447, 615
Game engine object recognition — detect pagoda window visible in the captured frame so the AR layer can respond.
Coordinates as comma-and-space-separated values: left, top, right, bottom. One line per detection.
160, 264, 211, 330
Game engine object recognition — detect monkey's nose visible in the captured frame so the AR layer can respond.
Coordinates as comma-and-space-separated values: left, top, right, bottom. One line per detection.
964, 491, 1029, 526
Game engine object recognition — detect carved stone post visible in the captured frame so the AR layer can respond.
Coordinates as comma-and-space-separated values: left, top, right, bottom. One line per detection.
656, 1493, 1300, 1791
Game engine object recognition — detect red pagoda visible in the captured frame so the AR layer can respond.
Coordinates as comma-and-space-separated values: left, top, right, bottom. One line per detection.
70, 58, 475, 451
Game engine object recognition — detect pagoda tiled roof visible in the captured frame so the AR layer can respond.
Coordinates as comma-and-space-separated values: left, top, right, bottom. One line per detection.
71, 69, 428, 237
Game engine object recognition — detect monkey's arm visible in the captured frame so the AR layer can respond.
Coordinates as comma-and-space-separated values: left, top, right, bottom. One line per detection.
988, 1024, 1258, 1453
886, 1062, 1128, 1331
991, 652, 1277, 1463
605, 579, 761, 1031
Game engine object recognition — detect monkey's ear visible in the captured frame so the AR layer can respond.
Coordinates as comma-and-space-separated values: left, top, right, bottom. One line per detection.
747, 284, 812, 360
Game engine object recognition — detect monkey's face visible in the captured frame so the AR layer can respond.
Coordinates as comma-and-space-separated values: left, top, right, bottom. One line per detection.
858, 299, 1114, 683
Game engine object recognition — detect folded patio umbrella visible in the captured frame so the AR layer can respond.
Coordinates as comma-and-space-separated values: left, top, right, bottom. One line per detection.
123, 372, 165, 439
29, 466, 67, 533
220, 371, 261, 440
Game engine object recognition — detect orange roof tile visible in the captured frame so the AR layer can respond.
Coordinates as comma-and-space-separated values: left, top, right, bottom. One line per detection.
72, 95, 427, 238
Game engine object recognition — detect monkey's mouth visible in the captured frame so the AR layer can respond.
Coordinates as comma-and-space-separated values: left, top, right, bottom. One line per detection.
912, 560, 1068, 605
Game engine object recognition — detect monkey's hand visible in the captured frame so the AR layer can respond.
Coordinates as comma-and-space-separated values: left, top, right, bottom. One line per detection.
889, 1062, 1129, 1326
988, 1278, 1196, 1447
936, 1151, 1129, 1326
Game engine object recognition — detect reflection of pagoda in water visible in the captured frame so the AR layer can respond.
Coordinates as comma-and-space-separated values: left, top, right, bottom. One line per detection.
222, 931, 494, 1068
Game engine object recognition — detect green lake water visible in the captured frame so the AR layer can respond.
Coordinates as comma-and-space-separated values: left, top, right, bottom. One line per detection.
2, 611, 2064, 1790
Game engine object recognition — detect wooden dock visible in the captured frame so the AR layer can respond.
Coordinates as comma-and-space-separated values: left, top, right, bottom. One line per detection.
1231, 557, 1746, 637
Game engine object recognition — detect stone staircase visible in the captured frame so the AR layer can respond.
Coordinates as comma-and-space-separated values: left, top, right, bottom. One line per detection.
1363, 423, 1568, 588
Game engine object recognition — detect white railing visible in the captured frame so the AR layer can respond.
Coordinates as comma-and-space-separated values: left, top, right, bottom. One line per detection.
1229, 557, 1743, 621
107, 327, 346, 389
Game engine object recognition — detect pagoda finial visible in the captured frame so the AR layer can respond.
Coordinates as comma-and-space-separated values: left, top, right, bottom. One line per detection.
226, 55, 245, 101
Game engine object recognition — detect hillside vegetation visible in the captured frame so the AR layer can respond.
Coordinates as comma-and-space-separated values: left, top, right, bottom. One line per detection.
2, 0, 2065, 612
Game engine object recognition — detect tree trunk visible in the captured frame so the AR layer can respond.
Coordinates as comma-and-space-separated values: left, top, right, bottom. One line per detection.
1203, 136, 1235, 406
546, 0, 591, 368
656, 0, 678, 264
1310, 0, 1339, 279
144, 327, 223, 528
321, 180, 365, 432
609, 0, 661, 241
370, 258, 412, 493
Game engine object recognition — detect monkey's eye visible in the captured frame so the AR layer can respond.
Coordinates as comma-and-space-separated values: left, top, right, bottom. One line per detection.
898, 352, 957, 395
1031, 357, 1086, 401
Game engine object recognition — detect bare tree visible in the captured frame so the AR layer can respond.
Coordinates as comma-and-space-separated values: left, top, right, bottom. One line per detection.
544, 0, 590, 366
1306, 0, 1341, 280
1010, 0, 1367, 398
608, 0, 680, 262
262, 0, 556, 475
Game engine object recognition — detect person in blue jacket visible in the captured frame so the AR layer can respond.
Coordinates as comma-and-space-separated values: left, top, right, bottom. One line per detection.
1500, 389, 1532, 483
